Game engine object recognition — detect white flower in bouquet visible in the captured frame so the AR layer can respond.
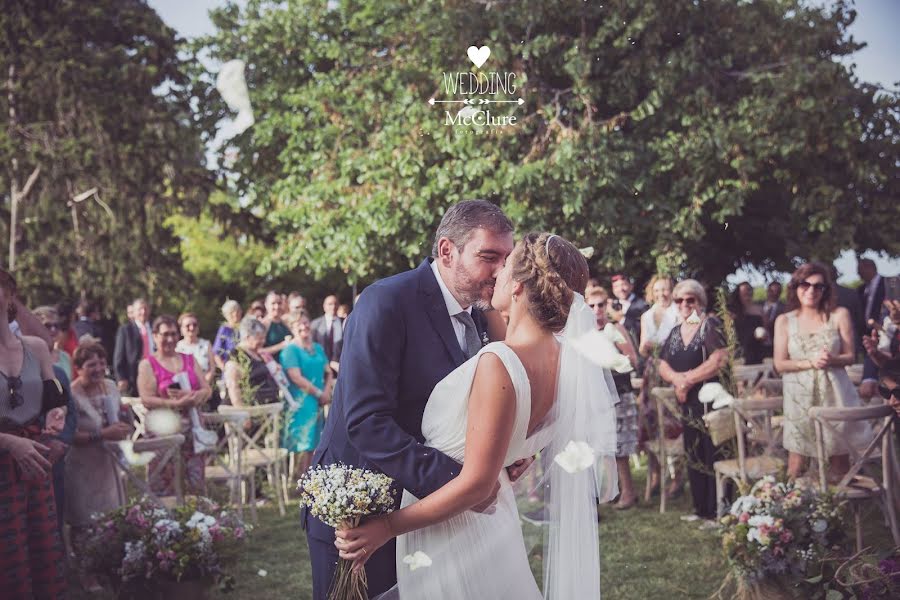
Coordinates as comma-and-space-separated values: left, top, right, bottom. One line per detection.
811, 519, 828, 533
729, 495, 760, 517
554, 440, 595, 474
146, 408, 181, 436
748, 515, 774, 528
753, 326, 767, 340
403, 551, 433, 571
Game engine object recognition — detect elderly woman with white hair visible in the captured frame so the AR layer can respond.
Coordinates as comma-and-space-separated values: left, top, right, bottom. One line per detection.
223, 317, 280, 407
657, 279, 729, 523
212, 299, 243, 371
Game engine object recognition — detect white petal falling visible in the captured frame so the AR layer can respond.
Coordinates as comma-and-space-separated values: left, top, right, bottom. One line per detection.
145, 408, 181, 436
569, 329, 634, 373
553, 440, 595, 474
118, 440, 155, 466
216, 59, 255, 135
402, 551, 433, 571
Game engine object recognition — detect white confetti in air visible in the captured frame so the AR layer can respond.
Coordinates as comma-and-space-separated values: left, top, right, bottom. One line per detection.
145, 408, 181, 436
258, 569, 268, 577
118, 440, 155, 466
403, 551, 433, 571
754, 327, 767, 340
216, 60, 255, 135
553, 440, 595, 474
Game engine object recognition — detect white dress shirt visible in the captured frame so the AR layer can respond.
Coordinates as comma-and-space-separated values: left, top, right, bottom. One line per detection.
431, 260, 471, 353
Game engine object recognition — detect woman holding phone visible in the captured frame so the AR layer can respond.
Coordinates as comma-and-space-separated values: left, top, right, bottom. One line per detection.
137, 315, 211, 495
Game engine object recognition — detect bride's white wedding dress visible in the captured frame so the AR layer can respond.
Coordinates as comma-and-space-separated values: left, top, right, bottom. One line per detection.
383, 295, 620, 600
395, 341, 550, 599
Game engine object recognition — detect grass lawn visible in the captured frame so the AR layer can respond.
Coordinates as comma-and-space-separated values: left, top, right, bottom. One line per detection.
72, 465, 893, 599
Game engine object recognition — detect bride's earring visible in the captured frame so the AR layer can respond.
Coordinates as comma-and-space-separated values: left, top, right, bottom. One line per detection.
512, 294, 517, 303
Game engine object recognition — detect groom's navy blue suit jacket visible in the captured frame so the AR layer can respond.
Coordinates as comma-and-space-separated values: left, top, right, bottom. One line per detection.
305, 258, 487, 541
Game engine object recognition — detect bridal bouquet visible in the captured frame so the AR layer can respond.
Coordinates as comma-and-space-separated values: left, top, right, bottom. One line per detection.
716, 477, 846, 599
298, 463, 397, 600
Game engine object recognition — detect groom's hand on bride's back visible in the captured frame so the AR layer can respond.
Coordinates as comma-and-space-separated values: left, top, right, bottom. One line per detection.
471, 480, 501, 514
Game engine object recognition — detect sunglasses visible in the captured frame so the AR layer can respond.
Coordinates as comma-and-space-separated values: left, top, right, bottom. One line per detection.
798, 281, 827, 293
879, 385, 900, 400
587, 302, 605, 309
674, 297, 697, 305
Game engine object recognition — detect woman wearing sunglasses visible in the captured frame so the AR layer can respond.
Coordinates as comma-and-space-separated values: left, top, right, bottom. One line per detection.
774, 262, 869, 481
877, 358, 900, 419
32, 306, 73, 382
657, 279, 729, 522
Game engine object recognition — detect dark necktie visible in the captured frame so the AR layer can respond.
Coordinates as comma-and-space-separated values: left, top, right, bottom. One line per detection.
454, 311, 481, 359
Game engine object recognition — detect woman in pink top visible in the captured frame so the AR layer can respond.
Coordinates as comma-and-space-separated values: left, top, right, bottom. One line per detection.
137, 315, 211, 495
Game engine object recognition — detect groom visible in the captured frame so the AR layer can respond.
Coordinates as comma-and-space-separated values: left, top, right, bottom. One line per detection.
305, 200, 515, 599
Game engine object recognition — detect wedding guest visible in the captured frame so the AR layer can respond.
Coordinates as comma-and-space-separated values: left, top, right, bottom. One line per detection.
337, 303, 351, 320
176, 312, 216, 387
73, 299, 103, 342
262, 291, 291, 358
761, 281, 786, 357
280, 310, 333, 477
636, 275, 684, 497
33, 306, 73, 381
312, 294, 343, 374
773, 263, 866, 480
0, 268, 67, 598
730, 282, 765, 365
223, 316, 280, 407
858, 259, 886, 400
586, 286, 639, 509
66, 340, 130, 590
610, 273, 650, 344
55, 302, 79, 358
658, 279, 728, 522
136, 315, 211, 495
879, 357, 900, 419
862, 300, 900, 367
639, 276, 678, 358
288, 292, 306, 316
212, 299, 242, 371
249, 298, 266, 320
113, 298, 153, 395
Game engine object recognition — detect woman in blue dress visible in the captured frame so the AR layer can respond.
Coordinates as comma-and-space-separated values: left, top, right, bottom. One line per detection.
279, 310, 333, 478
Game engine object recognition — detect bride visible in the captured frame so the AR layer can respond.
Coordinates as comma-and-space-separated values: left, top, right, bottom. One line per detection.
335, 232, 619, 599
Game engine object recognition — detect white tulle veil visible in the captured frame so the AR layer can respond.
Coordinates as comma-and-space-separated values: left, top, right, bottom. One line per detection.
514, 292, 620, 599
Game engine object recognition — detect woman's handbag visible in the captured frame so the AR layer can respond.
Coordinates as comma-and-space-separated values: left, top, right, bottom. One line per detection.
702, 408, 737, 446
190, 407, 218, 454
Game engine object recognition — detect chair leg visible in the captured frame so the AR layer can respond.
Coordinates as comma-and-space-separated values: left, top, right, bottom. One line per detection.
644, 457, 652, 504
274, 457, 286, 517
715, 471, 725, 519
250, 475, 258, 525
660, 450, 668, 515
854, 506, 863, 554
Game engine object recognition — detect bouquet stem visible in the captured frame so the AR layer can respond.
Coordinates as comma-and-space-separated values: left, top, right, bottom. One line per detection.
328, 518, 369, 600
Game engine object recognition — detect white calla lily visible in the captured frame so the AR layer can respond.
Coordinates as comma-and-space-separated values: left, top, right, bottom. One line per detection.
402, 551, 433, 571
553, 440, 595, 474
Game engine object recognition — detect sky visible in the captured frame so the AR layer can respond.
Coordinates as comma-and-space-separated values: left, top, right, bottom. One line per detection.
148, 0, 899, 283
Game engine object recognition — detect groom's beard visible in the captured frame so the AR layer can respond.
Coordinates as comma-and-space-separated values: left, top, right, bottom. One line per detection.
454, 263, 495, 311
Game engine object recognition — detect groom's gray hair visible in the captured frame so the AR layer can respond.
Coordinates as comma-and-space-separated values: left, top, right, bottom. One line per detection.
431, 200, 514, 257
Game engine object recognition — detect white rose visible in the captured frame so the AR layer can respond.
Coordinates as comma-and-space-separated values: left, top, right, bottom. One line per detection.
402, 551, 433, 571
553, 440, 595, 474
811, 519, 828, 533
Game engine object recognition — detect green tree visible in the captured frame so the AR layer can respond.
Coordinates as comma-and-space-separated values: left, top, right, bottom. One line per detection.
194, 0, 898, 288
0, 0, 210, 314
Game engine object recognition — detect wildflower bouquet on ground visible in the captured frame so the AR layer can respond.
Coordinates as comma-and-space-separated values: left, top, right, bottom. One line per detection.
715, 476, 847, 599
80, 496, 248, 595
298, 463, 397, 600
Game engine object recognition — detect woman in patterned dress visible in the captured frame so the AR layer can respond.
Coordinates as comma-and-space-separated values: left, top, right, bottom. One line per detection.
773, 262, 868, 480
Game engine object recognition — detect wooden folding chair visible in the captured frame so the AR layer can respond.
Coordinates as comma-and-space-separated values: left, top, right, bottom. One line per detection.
809, 403, 900, 552
202, 410, 258, 524
732, 364, 768, 396
218, 403, 289, 516
713, 396, 785, 517
120, 396, 146, 441
645, 387, 685, 513
104, 434, 186, 508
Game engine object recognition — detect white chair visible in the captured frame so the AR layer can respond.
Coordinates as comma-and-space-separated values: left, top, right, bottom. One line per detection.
120, 396, 146, 441
809, 404, 900, 552
645, 387, 685, 513
105, 434, 186, 508
202, 410, 258, 524
713, 396, 785, 517
218, 403, 289, 516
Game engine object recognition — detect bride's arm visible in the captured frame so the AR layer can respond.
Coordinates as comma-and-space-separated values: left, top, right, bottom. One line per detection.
336, 352, 516, 564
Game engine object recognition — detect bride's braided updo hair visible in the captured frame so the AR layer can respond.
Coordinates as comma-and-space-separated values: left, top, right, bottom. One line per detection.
509, 232, 589, 333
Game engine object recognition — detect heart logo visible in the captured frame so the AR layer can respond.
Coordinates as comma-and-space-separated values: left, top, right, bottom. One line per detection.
467, 45, 491, 69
